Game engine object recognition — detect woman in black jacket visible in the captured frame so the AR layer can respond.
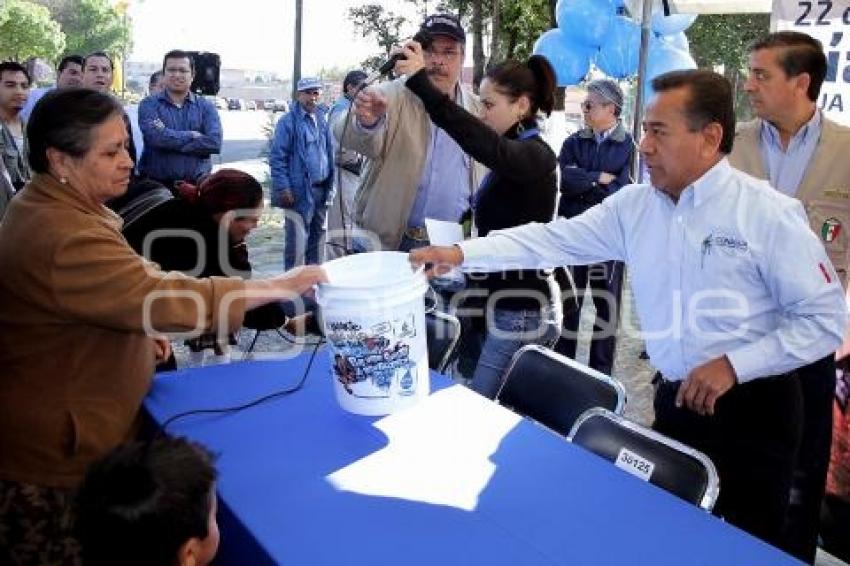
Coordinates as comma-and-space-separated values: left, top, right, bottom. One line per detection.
393, 46, 562, 398
121, 169, 291, 362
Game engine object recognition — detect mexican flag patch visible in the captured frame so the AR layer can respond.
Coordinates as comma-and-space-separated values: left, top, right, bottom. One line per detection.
822, 218, 842, 243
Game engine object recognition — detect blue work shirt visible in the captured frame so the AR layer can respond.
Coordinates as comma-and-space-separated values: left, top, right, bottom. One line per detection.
406, 121, 471, 228
460, 159, 847, 382
759, 109, 821, 197
295, 105, 330, 184
269, 101, 334, 215
138, 91, 222, 185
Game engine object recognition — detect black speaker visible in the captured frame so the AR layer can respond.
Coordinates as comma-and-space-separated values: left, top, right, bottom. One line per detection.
188, 51, 220, 96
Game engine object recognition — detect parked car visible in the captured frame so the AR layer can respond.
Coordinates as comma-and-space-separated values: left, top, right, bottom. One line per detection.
214, 97, 227, 110
246, 100, 257, 110
266, 99, 289, 113
227, 98, 245, 111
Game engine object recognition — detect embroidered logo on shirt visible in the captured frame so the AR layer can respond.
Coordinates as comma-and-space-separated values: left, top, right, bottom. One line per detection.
701, 231, 749, 268
823, 187, 850, 200
821, 218, 842, 243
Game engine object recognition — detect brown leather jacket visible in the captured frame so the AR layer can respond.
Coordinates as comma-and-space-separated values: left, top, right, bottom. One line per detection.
0, 174, 246, 487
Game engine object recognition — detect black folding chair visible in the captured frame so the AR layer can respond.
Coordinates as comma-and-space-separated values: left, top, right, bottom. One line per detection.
568, 407, 720, 511
425, 310, 461, 373
496, 344, 626, 437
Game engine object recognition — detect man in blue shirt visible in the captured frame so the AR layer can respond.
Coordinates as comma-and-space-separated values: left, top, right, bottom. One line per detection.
411, 69, 847, 550
269, 77, 334, 270
138, 50, 222, 188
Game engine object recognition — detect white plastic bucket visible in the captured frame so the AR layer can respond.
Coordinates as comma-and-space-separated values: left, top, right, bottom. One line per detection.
316, 252, 430, 416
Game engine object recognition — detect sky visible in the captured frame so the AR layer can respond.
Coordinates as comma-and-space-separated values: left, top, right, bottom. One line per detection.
128, 0, 426, 76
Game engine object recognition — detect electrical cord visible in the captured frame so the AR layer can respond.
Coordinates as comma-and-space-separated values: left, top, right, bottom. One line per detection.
156, 339, 325, 436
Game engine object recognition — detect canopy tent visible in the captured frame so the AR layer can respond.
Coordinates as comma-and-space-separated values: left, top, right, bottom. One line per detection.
657, 0, 771, 13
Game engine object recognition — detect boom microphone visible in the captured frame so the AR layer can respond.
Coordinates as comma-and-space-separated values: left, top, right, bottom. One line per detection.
362, 30, 434, 86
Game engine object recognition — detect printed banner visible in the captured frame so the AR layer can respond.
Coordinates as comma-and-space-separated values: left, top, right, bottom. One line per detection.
773, 0, 850, 125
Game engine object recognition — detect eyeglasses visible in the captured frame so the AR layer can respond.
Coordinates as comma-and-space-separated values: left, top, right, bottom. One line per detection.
425, 48, 461, 61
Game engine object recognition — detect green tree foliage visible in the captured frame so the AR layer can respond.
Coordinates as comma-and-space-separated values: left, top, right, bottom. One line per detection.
498, 0, 553, 60
349, 3, 410, 68
0, 0, 65, 62
33, 0, 132, 59
686, 14, 770, 119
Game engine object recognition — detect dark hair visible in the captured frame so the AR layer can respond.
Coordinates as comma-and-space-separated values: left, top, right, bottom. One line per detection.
149, 70, 163, 88
26, 88, 124, 173
748, 31, 826, 102
484, 55, 556, 117
177, 168, 263, 216
651, 69, 735, 154
83, 51, 114, 70
75, 437, 217, 566
162, 49, 195, 73
0, 61, 31, 85
58, 55, 84, 74
342, 70, 367, 93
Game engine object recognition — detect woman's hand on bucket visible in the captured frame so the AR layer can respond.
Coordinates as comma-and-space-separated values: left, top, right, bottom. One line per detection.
244, 266, 328, 309
409, 245, 464, 278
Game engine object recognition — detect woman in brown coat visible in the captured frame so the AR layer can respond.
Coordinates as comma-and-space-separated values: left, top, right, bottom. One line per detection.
0, 88, 326, 563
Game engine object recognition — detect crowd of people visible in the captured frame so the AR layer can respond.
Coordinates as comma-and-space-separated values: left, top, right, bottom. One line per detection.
0, 9, 849, 566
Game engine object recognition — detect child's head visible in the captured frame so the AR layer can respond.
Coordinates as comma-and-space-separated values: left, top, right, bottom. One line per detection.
75, 437, 219, 566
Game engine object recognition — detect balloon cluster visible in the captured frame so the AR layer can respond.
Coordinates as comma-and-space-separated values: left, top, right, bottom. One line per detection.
533, 0, 698, 87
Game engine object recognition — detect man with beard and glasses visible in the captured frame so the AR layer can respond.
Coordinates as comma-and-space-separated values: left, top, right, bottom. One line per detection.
333, 13, 486, 252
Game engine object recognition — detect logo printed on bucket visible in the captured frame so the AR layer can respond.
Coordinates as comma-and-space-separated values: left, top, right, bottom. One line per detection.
318, 252, 431, 416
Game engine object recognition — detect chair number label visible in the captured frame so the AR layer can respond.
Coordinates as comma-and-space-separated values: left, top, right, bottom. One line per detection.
615, 448, 655, 481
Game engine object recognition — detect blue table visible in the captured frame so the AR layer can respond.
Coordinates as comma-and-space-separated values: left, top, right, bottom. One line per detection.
144, 349, 800, 565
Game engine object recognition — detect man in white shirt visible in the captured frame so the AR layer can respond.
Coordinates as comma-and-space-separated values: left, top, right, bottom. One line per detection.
411, 69, 847, 550
20, 55, 84, 121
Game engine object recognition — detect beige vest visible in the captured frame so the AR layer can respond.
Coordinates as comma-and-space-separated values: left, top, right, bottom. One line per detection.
333, 79, 486, 250
729, 117, 850, 288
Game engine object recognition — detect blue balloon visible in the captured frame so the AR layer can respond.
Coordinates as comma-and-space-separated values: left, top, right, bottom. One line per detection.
651, 12, 697, 35
595, 16, 641, 79
533, 29, 593, 87
660, 31, 690, 53
556, 0, 616, 48
642, 40, 697, 102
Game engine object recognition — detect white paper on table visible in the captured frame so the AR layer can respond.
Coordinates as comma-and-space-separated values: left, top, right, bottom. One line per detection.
424, 219, 464, 283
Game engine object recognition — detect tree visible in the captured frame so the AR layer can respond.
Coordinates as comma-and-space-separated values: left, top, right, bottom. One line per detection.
349, 3, 410, 70
686, 14, 770, 119
33, 0, 132, 59
498, 0, 551, 60
0, 0, 65, 62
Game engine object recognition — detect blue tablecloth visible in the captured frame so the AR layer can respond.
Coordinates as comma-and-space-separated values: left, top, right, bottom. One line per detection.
144, 349, 800, 565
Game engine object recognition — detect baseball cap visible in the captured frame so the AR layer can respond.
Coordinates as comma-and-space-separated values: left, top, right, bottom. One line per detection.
420, 13, 465, 44
297, 77, 322, 92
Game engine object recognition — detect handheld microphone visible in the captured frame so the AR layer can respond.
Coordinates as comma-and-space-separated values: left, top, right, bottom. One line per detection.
362, 30, 434, 86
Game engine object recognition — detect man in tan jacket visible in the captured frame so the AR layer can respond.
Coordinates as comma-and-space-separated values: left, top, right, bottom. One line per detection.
334, 13, 486, 251
728, 30, 850, 563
